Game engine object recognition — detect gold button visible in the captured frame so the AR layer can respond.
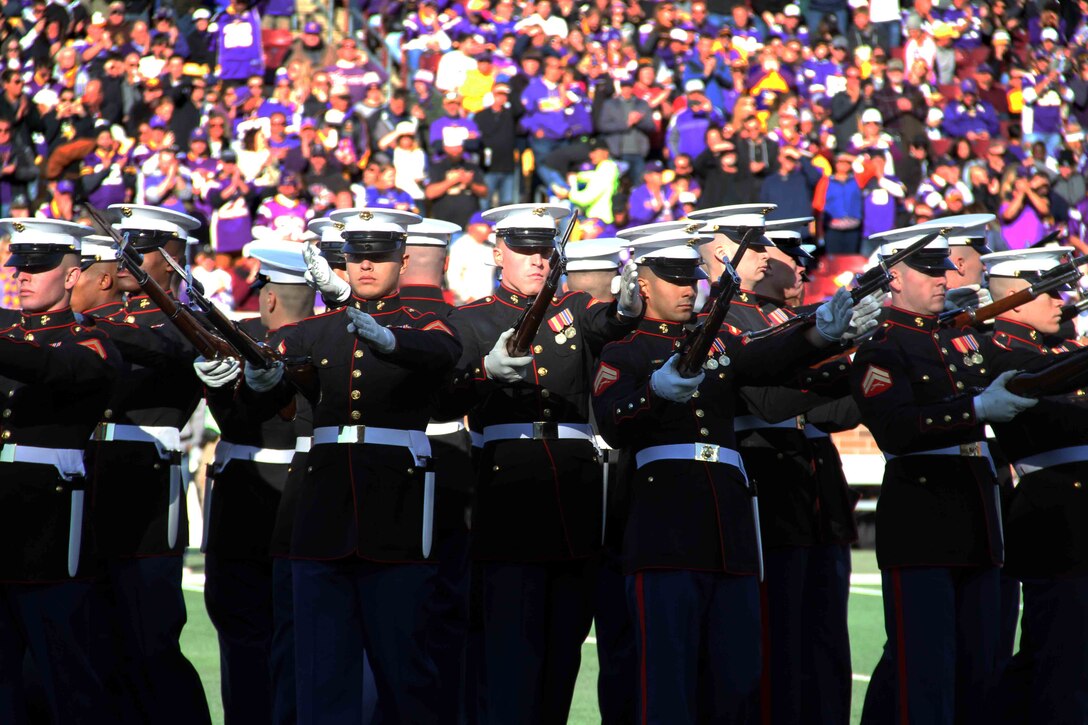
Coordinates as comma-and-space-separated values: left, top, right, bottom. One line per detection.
351, 390, 361, 400
104, 409, 112, 419
351, 410, 361, 421
541, 390, 550, 399
125, 315, 135, 323
2, 410, 9, 418
74, 326, 81, 332
492, 465, 500, 472
919, 477, 927, 484
321, 358, 329, 366
979, 368, 986, 375
55, 485, 64, 493
1, 431, 9, 440
538, 367, 548, 376
922, 375, 930, 382
955, 381, 964, 390
24, 333, 33, 341
407, 468, 414, 475
570, 344, 577, 350
354, 350, 364, 358
352, 370, 361, 378
718, 373, 726, 379
948, 365, 957, 372
543, 408, 551, 416
647, 476, 654, 483
695, 409, 705, 417
941, 348, 948, 354
1075, 482, 1083, 489
962, 412, 970, 420
925, 418, 933, 424
699, 427, 709, 436
692, 391, 700, 398
534, 345, 543, 354
839, 364, 846, 371
943, 415, 952, 422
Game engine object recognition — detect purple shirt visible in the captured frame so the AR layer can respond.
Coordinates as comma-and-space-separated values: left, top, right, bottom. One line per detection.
999, 202, 1048, 250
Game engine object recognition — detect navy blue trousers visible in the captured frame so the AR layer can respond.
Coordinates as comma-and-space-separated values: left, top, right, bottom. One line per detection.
860, 566, 999, 725
627, 569, 761, 725
425, 529, 471, 724
103, 556, 211, 725
758, 544, 852, 725
996, 575, 1088, 724
271, 558, 296, 725
204, 554, 274, 725
595, 550, 637, 725
480, 559, 596, 724
292, 558, 438, 724
0, 581, 109, 724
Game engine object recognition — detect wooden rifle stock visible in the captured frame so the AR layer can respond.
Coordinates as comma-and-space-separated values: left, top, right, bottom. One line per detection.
85, 204, 233, 360
1061, 297, 1088, 323
506, 211, 577, 357
675, 227, 759, 377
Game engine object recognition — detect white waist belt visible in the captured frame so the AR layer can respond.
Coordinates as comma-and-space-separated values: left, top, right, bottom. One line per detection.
803, 425, 830, 440
312, 425, 432, 463
213, 441, 296, 472
885, 442, 994, 475
734, 415, 804, 433
0, 444, 85, 480
92, 423, 182, 456
1014, 445, 1088, 476
636, 443, 746, 476
481, 423, 595, 444
425, 421, 466, 437
295, 436, 312, 453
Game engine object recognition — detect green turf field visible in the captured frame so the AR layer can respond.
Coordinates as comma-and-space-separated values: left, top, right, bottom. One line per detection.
179, 549, 892, 724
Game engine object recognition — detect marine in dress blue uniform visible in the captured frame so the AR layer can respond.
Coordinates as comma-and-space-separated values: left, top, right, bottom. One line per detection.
592, 224, 876, 724
0, 219, 123, 724
973, 248, 1088, 724
192, 240, 315, 725
85, 204, 212, 725
443, 203, 642, 724
852, 226, 1037, 725
247, 207, 463, 723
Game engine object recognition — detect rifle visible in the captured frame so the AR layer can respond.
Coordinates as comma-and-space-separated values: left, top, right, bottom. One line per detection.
940, 253, 1088, 329
506, 210, 578, 357
1007, 345, 1088, 397
158, 250, 319, 398
1060, 296, 1088, 323
85, 204, 234, 361
744, 230, 943, 342
674, 226, 759, 378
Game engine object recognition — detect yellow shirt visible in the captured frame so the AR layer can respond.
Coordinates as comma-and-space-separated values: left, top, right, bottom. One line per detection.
461, 69, 496, 114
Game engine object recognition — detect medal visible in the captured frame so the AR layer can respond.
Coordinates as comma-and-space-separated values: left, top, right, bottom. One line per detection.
719, 355, 730, 367
972, 353, 984, 365
963, 355, 974, 367
555, 332, 567, 345
706, 358, 719, 370
565, 326, 577, 339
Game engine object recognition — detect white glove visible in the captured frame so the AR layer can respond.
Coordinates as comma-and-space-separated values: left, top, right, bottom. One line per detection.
842, 290, 887, 342
944, 284, 994, 311
815, 286, 855, 342
303, 242, 350, 304
484, 328, 533, 383
613, 261, 643, 317
650, 354, 704, 403
193, 356, 240, 388
345, 307, 396, 353
973, 370, 1038, 423
244, 360, 285, 393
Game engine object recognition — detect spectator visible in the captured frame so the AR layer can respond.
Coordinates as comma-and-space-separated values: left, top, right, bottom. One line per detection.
447, 212, 496, 304
666, 79, 724, 160
35, 180, 75, 221
521, 54, 573, 162
558, 138, 619, 224
822, 152, 863, 254
830, 65, 866, 151
873, 58, 926, 141
694, 139, 758, 208
141, 149, 190, 213
0, 119, 38, 217
1053, 150, 1087, 209
205, 150, 253, 263
628, 161, 680, 227
429, 94, 481, 160
861, 153, 908, 247
943, 79, 999, 140
254, 172, 311, 242
303, 148, 352, 210
191, 248, 235, 312
596, 77, 654, 184
737, 114, 780, 182
999, 168, 1053, 249
474, 84, 518, 206
215, 0, 265, 83
1021, 51, 1074, 157
761, 146, 823, 229
425, 127, 488, 228
81, 124, 129, 209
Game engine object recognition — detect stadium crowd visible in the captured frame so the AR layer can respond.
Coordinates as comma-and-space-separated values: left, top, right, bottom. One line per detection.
0, 0, 1087, 311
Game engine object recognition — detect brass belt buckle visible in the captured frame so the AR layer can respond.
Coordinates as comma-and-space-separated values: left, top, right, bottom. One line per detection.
91, 422, 110, 442
533, 422, 558, 440
698, 443, 720, 462
960, 442, 981, 457
795, 415, 806, 429
338, 425, 365, 444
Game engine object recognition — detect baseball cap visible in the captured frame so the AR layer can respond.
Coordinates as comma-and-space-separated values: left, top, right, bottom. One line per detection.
684, 78, 706, 94
861, 108, 883, 125
192, 8, 211, 21
303, 21, 321, 34
960, 78, 978, 95
1041, 27, 1059, 42
784, 4, 800, 16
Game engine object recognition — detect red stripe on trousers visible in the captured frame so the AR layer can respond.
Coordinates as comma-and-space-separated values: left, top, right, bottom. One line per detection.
636, 572, 648, 725
892, 569, 910, 725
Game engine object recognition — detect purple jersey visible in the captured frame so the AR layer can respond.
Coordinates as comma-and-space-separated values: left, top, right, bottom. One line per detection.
216, 9, 264, 81
364, 186, 415, 210
80, 150, 128, 208
254, 195, 310, 241
207, 178, 253, 254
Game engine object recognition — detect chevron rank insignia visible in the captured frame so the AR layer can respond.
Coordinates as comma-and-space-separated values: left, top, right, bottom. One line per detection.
593, 363, 619, 396
861, 364, 892, 398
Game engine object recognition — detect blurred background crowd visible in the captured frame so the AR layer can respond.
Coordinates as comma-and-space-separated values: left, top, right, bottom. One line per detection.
1, 0, 1087, 309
